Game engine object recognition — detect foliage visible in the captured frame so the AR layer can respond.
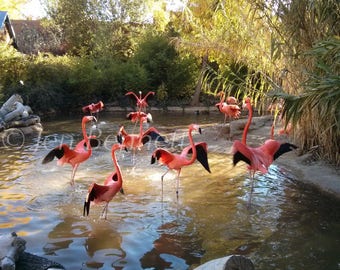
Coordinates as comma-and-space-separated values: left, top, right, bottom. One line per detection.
169, 0, 277, 105
133, 33, 199, 102
45, 0, 149, 57
271, 37, 340, 164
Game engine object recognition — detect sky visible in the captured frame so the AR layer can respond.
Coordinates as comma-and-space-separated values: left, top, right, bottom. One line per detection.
19, 0, 185, 20
22, 0, 46, 19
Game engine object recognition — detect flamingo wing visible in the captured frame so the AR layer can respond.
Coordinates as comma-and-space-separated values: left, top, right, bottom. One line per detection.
142, 128, 165, 144
106, 172, 124, 194
151, 149, 174, 165
233, 151, 252, 166
232, 140, 252, 166
141, 91, 155, 105
187, 142, 211, 173
79, 138, 102, 150
273, 142, 297, 160
126, 112, 147, 122
42, 145, 66, 164
103, 171, 119, 186
83, 183, 110, 216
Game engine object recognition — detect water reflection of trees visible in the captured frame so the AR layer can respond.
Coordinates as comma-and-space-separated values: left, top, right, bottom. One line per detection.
140, 221, 203, 269
46, 217, 126, 269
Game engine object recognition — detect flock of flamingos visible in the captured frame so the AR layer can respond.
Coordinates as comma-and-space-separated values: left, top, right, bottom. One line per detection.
41, 91, 297, 219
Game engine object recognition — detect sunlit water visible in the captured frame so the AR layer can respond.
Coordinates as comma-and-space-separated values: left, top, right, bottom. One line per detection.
0, 111, 339, 270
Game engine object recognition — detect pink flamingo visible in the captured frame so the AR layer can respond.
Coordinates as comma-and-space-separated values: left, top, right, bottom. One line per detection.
117, 113, 164, 152
232, 97, 297, 206
83, 144, 125, 219
126, 91, 155, 112
42, 116, 99, 185
151, 124, 211, 195
126, 111, 152, 124
82, 101, 104, 115
268, 100, 293, 139
215, 92, 241, 123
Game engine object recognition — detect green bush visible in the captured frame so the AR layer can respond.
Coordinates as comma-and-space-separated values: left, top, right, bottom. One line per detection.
133, 33, 199, 102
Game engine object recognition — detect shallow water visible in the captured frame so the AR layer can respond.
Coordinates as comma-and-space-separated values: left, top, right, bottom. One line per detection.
0, 111, 339, 270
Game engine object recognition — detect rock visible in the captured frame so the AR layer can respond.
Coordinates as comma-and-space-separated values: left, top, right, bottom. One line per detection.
4, 102, 29, 122
194, 255, 255, 270
230, 115, 273, 140
0, 232, 26, 270
0, 94, 23, 118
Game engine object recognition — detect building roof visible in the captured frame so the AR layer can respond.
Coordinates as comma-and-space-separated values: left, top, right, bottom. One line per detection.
0, 11, 18, 49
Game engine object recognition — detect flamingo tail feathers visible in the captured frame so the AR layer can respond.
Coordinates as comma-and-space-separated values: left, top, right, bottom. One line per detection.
273, 143, 297, 160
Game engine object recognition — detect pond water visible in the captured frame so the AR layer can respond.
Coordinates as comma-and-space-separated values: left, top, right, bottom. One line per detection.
0, 111, 339, 270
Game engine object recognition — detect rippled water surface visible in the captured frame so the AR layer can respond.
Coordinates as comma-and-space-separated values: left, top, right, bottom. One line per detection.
0, 111, 339, 270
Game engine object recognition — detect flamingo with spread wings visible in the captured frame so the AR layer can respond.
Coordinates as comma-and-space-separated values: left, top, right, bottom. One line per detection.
83, 144, 125, 219
117, 112, 164, 152
82, 101, 104, 115
126, 91, 155, 112
232, 97, 297, 206
215, 92, 241, 123
151, 124, 211, 195
42, 116, 99, 185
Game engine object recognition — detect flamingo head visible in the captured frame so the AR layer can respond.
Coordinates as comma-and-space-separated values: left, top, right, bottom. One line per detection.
188, 124, 201, 134
111, 143, 125, 152
242, 97, 252, 110
216, 91, 224, 97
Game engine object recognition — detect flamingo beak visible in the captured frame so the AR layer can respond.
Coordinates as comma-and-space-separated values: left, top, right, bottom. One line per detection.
198, 128, 202, 134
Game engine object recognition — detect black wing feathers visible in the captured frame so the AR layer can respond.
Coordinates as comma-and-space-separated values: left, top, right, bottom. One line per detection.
273, 143, 297, 160
233, 151, 251, 166
42, 147, 64, 164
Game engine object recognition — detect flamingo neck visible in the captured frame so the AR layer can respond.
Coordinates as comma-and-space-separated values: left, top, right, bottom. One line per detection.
217, 93, 224, 111
242, 102, 253, 145
82, 120, 91, 152
187, 129, 197, 164
112, 151, 122, 183
139, 117, 144, 136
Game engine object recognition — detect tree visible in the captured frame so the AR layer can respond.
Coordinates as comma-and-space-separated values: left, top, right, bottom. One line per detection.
45, 0, 150, 57
169, 0, 276, 104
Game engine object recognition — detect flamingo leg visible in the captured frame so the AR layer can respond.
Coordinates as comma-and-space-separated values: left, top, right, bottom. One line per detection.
176, 169, 181, 198
101, 203, 109, 219
132, 149, 137, 165
70, 164, 79, 186
161, 169, 169, 196
247, 171, 255, 208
